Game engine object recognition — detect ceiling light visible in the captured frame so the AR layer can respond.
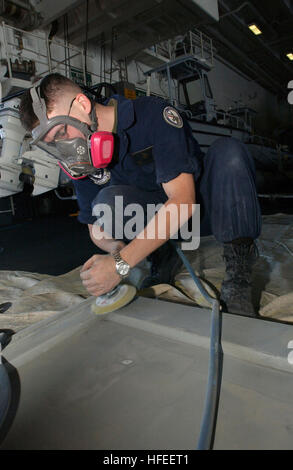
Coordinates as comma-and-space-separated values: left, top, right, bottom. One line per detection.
248, 24, 262, 35
287, 53, 293, 61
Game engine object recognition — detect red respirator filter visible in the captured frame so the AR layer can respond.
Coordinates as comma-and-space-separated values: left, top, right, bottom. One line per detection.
90, 131, 114, 169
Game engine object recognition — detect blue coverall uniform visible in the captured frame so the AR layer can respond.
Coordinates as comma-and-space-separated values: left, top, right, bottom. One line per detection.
73, 94, 262, 243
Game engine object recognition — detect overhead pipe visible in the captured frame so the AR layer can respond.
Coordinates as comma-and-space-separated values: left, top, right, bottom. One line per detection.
220, 0, 277, 39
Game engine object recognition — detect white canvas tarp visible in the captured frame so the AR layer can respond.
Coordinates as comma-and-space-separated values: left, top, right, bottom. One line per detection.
0, 213, 292, 331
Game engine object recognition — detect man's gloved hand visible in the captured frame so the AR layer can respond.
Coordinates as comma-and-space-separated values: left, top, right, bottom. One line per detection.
80, 254, 121, 296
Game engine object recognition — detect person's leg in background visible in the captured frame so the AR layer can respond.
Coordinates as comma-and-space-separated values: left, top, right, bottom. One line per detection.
197, 137, 262, 316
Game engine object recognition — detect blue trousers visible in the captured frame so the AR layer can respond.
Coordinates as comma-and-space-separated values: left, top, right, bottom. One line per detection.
92, 137, 262, 243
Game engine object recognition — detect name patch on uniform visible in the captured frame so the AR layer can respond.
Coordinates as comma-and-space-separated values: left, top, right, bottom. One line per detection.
163, 106, 183, 128
131, 146, 154, 166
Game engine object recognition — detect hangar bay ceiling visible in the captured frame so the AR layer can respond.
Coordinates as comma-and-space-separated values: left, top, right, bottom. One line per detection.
0, 0, 292, 96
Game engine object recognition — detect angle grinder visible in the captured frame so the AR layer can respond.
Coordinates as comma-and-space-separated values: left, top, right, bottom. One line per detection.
91, 284, 137, 315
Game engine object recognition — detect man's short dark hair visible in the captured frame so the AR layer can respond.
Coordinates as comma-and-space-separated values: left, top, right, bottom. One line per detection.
19, 73, 82, 132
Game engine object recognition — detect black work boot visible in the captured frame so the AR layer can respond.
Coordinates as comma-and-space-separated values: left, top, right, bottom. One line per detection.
140, 241, 183, 289
220, 238, 259, 317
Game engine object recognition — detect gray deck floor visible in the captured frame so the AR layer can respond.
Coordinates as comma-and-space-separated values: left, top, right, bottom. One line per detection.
1, 297, 293, 449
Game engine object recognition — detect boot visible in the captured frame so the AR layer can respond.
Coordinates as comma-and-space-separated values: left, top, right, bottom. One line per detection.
220, 238, 259, 317
140, 241, 183, 289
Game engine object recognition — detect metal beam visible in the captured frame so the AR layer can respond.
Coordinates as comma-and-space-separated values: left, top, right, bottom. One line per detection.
31, 0, 86, 27
189, 0, 219, 22
218, 0, 293, 78
68, 0, 159, 44
107, 1, 196, 60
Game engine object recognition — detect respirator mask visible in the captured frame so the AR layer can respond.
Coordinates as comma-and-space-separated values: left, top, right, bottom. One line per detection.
30, 85, 114, 184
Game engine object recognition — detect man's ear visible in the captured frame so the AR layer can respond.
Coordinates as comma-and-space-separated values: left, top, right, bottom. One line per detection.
75, 93, 92, 114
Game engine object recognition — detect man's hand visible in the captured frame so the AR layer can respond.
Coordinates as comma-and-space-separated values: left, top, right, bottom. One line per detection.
80, 254, 121, 296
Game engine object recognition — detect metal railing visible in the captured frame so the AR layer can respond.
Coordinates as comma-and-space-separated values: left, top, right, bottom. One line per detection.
0, 22, 104, 86
1, 22, 84, 80
177, 30, 214, 65
216, 110, 249, 130
191, 108, 249, 130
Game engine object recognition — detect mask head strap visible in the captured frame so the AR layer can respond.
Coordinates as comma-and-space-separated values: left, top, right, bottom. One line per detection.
89, 99, 98, 132
30, 84, 47, 125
